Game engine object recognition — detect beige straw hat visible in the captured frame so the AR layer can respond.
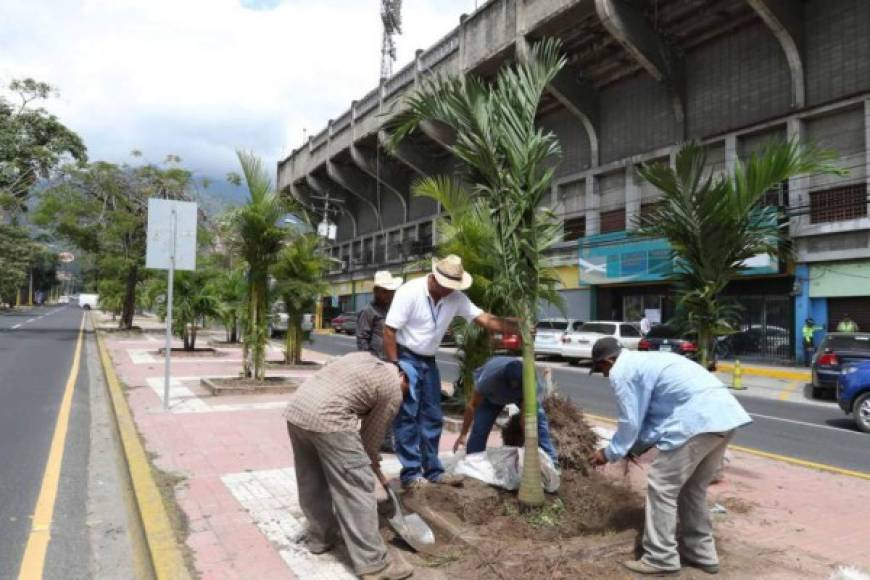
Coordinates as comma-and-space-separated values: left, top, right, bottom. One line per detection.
431, 255, 473, 291
373, 271, 403, 291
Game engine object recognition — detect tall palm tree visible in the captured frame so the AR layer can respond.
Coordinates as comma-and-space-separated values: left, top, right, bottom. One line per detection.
231, 151, 291, 379
390, 39, 566, 506
273, 233, 332, 365
212, 268, 246, 343
636, 141, 843, 367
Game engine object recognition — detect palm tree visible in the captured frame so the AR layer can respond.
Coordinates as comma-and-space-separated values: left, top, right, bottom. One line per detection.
636, 141, 843, 367
231, 151, 291, 379
390, 39, 566, 506
272, 233, 332, 365
212, 268, 246, 343
150, 270, 221, 351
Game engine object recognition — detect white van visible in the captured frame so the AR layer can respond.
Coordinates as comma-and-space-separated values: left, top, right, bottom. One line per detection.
78, 293, 99, 310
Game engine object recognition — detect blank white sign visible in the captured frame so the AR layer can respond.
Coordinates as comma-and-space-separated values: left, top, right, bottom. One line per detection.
146, 198, 198, 271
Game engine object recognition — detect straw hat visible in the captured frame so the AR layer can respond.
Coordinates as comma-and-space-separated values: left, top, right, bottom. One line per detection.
373, 270, 402, 291
431, 255, 472, 291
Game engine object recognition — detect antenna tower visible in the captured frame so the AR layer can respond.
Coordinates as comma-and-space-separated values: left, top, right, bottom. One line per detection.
380, 0, 403, 82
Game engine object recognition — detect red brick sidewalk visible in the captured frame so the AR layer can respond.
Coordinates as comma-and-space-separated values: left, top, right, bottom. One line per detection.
104, 332, 870, 579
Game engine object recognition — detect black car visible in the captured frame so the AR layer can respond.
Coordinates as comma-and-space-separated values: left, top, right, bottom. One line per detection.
638, 325, 699, 360
812, 332, 870, 397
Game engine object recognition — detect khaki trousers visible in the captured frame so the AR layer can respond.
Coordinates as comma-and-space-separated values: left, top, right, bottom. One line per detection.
642, 430, 734, 570
286, 423, 387, 575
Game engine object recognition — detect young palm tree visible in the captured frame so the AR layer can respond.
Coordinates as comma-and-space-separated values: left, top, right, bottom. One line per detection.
212, 268, 246, 343
231, 151, 291, 379
272, 233, 332, 365
636, 141, 842, 367
390, 39, 566, 506
151, 270, 221, 351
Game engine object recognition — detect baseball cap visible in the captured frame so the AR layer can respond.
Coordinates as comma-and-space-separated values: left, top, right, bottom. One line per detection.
590, 337, 622, 375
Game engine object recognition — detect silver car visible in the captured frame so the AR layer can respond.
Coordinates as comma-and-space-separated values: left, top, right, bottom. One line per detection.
534, 319, 581, 359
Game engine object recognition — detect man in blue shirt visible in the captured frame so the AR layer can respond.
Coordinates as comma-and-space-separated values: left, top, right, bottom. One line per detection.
588, 337, 751, 576
453, 356, 558, 464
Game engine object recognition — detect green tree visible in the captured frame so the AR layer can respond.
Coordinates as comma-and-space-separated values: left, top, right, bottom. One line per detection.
212, 268, 247, 343
97, 278, 125, 320
636, 141, 842, 366
151, 270, 221, 350
390, 39, 566, 506
230, 151, 291, 379
273, 233, 332, 365
34, 157, 196, 329
0, 225, 36, 304
0, 79, 87, 212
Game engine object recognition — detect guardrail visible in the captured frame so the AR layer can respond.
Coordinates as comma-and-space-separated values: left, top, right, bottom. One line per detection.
421, 30, 459, 71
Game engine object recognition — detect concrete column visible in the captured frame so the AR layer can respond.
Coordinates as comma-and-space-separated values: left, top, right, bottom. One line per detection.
865, 98, 870, 216
793, 263, 811, 363
787, 116, 807, 232
625, 163, 641, 230
413, 49, 424, 86
585, 176, 600, 236
725, 134, 738, 173
458, 13, 469, 73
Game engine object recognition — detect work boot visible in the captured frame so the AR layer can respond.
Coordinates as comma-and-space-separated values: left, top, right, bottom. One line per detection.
681, 558, 720, 575
360, 559, 414, 580
402, 478, 429, 491
433, 474, 464, 486
621, 560, 679, 576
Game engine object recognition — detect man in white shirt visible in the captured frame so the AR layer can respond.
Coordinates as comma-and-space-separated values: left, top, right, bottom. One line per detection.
384, 254, 516, 489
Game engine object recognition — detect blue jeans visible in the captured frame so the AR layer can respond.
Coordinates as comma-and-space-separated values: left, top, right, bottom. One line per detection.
393, 351, 445, 484
466, 398, 559, 464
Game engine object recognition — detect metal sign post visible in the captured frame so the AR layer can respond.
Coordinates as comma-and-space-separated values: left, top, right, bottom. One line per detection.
146, 198, 197, 411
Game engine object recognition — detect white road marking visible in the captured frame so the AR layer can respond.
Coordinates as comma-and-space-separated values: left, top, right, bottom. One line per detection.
26, 318, 35, 323
222, 459, 403, 579
12, 324, 21, 329
747, 411, 866, 435
144, 376, 296, 414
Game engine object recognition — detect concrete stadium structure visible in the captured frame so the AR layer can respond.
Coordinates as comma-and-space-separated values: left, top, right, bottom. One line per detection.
278, 0, 870, 363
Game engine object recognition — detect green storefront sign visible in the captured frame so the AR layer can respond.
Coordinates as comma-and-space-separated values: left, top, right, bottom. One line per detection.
578, 231, 779, 286
809, 261, 870, 297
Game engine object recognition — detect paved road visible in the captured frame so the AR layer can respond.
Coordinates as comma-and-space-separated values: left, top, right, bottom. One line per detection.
301, 333, 870, 475
0, 305, 91, 578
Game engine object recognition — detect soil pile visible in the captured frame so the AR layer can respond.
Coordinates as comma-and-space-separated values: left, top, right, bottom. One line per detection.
501, 394, 601, 474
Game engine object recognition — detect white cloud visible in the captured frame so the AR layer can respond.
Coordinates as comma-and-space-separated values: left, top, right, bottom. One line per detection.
0, 0, 477, 192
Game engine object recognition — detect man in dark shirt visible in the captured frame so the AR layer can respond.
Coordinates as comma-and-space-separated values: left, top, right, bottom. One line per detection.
356, 271, 402, 356
357, 271, 402, 454
453, 356, 558, 464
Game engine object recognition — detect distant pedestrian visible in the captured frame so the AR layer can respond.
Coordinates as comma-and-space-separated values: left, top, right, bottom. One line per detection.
639, 314, 651, 336
283, 352, 413, 580
589, 337, 751, 576
837, 314, 859, 333
383, 254, 517, 489
356, 270, 403, 453
802, 318, 820, 366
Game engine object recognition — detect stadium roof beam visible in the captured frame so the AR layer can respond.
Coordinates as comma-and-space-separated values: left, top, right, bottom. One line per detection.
746, 0, 805, 108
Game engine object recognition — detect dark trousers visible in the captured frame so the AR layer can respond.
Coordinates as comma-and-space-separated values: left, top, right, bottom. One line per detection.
466, 398, 559, 464
393, 350, 445, 484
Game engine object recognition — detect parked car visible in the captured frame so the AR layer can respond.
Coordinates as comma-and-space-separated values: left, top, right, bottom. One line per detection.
330, 312, 358, 335
533, 319, 581, 359
812, 332, 870, 398
58, 295, 70, 304
638, 325, 699, 360
837, 360, 870, 433
561, 321, 643, 364
78, 293, 99, 310
492, 331, 522, 355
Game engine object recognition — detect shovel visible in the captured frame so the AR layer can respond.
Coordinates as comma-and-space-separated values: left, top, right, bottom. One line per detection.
384, 485, 435, 552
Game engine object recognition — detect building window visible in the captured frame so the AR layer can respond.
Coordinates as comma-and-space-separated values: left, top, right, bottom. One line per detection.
363, 238, 374, 265
600, 208, 626, 234
387, 230, 400, 261
563, 216, 586, 241
760, 181, 789, 208
639, 202, 663, 226
810, 184, 867, 224
417, 221, 434, 254
374, 234, 386, 265
352, 241, 363, 269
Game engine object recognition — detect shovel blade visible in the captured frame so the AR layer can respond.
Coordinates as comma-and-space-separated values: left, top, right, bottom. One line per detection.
387, 512, 435, 552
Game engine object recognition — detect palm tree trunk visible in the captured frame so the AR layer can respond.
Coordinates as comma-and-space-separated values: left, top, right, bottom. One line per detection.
120, 264, 138, 330
191, 325, 197, 351
517, 317, 544, 507
251, 274, 268, 381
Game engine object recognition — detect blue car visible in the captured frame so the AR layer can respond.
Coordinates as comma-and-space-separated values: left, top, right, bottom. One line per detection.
837, 360, 870, 433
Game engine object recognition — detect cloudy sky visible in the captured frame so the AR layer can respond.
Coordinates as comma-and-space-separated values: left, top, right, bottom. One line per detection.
0, 0, 478, 202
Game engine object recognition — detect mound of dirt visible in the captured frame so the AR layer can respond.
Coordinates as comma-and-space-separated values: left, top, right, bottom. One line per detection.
501, 394, 600, 475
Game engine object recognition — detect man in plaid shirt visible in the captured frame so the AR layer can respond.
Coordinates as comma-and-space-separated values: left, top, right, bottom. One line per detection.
284, 351, 413, 579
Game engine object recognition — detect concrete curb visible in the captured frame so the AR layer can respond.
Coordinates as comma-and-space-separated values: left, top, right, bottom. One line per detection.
716, 362, 810, 382
93, 322, 191, 580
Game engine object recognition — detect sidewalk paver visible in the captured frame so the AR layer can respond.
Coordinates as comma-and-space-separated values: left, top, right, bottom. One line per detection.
102, 330, 870, 579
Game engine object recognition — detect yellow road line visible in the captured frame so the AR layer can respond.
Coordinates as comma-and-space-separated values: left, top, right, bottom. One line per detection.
583, 412, 870, 481
716, 362, 810, 382
18, 314, 85, 580
777, 380, 803, 401
94, 321, 190, 580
